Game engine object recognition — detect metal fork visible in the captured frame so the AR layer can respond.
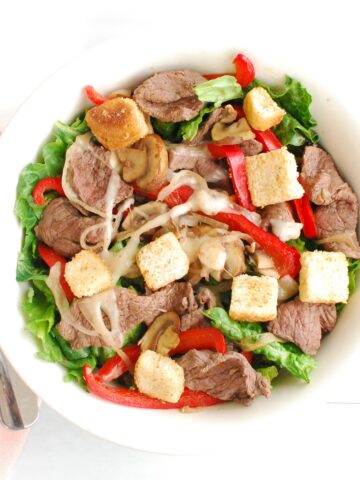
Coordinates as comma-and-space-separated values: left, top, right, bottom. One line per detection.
0, 348, 39, 430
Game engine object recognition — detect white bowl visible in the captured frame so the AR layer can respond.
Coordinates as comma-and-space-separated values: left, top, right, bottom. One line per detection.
1, 30, 360, 454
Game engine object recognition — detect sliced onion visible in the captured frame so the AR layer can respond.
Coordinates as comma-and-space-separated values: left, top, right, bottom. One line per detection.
270, 219, 303, 242
317, 231, 357, 247
239, 333, 285, 352
277, 275, 299, 303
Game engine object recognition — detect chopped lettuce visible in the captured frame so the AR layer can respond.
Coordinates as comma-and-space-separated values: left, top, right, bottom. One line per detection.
194, 75, 243, 107
273, 113, 319, 146
204, 307, 316, 382
178, 105, 216, 141
257, 366, 279, 383
15, 114, 89, 281
337, 259, 360, 311
151, 118, 180, 143
252, 76, 318, 146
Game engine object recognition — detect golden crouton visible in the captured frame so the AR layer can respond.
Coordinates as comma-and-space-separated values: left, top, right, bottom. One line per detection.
243, 86, 285, 131
136, 232, 190, 290
134, 350, 185, 403
245, 147, 304, 207
230, 274, 278, 322
64, 250, 112, 298
299, 251, 349, 304
86, 97, 149, 150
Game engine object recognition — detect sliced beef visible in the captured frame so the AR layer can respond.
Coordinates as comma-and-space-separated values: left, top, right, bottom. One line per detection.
314, 196, 360, 258
133, 70, 206, 122
57, 282, 198, 349
301, 146, 360, 258
268, 298, 337, 355
196, 287, 217, 309
66, 136, 133, 213
180, 309, 209, 331
260, 202, 294, 231
301, 146, 350, 205
240, 139, 263, 157
168, 144, 230, 189
177, 349, 271, 404
35, 197, 103, 257
187, 107, 224, 145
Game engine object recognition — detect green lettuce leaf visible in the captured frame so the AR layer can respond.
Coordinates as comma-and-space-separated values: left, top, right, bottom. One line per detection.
151, 118, 180, 143
204, 307, 316, 382
273, 113, 319, 146
253, 76, 318, 147
257, 366, 279, 383
337, 259, 360, 311
178, 105, 216, 141
194, 75, 243, 107
15, 114, 89, 283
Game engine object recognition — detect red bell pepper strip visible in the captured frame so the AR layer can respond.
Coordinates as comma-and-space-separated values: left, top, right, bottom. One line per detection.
95, 327, 227, 383
95, 344, 140, 383
84, 85, 109, 105
241, 351, 253, 364
158, 186, 301, 278
212, 210, 301, 278
32, 177, 64, 206
131, 183, 163, 200
251, 130, 317, 238
231, 104, 245, 119
232, 53, 255, 87
208, 144, 255, 212
203, 73, 236, 80
38, 243, 75, 302
293, 193, 318, 239
253, 129, 283, 152
162, 185, 194, 208
84, 365, 222, 409
171, 327, 227, 356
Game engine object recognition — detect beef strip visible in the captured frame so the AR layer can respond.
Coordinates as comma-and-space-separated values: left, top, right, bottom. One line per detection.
66, 136, 133, 213
34, 197, 103, 257
301, 146, 360, 258
180, 286, 219, 331
240, 139, 263, 156
133, 70, 206, 122
57, 282, 198, 349
267, 298, 337, 355
168, 144, 230, 189
177, 349, 271, 404
187, 107, 224, 145
260, 202, 295, 231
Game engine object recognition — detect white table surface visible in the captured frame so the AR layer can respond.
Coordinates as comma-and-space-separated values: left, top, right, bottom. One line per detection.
2, 1, 360, 478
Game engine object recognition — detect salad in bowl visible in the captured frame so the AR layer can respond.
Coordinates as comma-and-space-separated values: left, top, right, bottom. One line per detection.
15, 52, 360, 410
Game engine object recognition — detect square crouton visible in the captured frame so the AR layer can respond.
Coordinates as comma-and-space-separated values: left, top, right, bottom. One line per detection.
136, 232, 189, 290
134, 350, 185, 403
243, 86, 285, 131
245, 147, 304, 207
230, 274, 278, 322
299, 251, 349, 304
85, 97, 149, 150
64, 250, 112, 298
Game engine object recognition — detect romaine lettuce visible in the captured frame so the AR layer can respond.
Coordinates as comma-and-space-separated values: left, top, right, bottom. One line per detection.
204, 307, 316, 382
194, 75, 243, 106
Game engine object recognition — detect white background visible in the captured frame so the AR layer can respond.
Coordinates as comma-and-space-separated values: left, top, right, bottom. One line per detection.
1, 0, 360, 478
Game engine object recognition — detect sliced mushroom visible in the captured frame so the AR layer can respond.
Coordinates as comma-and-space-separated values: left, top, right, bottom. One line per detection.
220, 105, 238, 124
135, 134, 168, 193
122, 201, 168, 231
139, 312, 180, 356
116, 147, 147, 182
198, 237, 227, 272
211, 117, 255, 143
222, 241, 246, 279
253, 250, 280, 279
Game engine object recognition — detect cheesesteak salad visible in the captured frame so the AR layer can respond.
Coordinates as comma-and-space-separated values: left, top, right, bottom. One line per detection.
15, 53, 360, 409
